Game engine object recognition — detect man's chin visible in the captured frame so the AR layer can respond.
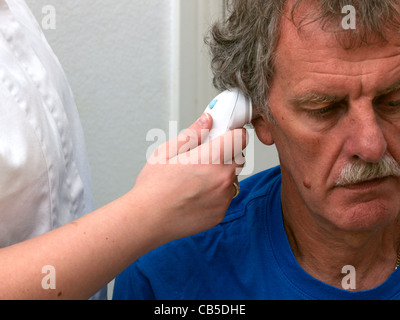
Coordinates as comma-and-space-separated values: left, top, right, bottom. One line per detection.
326, 199, 399, 232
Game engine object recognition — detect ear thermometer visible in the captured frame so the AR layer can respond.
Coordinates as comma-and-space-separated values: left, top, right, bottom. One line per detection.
203, 88, 253, 143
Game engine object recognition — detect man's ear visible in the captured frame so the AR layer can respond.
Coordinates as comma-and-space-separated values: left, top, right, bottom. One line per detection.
252, 113, 275, 146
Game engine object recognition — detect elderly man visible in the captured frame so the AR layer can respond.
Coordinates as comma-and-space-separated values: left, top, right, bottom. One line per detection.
113, 0, 400, 299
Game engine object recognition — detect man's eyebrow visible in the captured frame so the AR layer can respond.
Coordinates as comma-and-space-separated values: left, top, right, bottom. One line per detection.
289, 92, 343, 106
290, 81, 400, 106
376, 81, 400, 97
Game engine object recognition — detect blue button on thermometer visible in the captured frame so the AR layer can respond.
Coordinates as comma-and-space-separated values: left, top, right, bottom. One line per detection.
203, 88, 253, 143
209, 99, 218, 109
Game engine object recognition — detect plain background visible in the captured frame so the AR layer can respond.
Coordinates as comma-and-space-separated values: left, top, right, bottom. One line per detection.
25, 0, 280, 298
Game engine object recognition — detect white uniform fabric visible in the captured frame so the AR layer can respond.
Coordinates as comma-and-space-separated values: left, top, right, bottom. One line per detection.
0, 0, 106, 299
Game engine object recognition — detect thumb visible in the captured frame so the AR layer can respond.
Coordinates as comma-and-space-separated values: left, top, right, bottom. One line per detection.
166, 113, 213, 158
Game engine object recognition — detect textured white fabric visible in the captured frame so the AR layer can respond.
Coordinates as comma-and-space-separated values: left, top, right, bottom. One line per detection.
0, 0, 106, 299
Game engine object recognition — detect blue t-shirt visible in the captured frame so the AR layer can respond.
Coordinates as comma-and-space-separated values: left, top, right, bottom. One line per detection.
113, 166, 400, 300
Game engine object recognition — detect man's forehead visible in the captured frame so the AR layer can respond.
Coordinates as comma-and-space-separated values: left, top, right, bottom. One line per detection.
279, 0, 400, 51
276, 5, 400, 64
272, 3, 400, 100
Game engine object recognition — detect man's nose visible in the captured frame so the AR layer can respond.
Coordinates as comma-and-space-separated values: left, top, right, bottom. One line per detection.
344, 102, 387, 163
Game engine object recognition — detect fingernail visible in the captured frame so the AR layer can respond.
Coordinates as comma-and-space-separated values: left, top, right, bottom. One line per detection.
197, 113, 209, 127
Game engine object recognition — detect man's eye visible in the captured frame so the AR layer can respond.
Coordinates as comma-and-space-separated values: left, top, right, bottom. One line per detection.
377, 100, 400, 113
308, 105, 340, 119
388, 100, 400, 107
374, 99, 400, 119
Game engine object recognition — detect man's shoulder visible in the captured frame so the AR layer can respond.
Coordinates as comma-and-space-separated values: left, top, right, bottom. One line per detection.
139, 166, 282, 261
222, 165, 281, 222
117, 166, 283, 299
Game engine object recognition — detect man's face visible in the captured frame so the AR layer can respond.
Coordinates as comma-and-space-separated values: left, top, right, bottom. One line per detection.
255, 15, 400, 231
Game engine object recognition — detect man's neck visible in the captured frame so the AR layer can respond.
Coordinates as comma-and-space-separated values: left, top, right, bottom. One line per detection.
281, 188, 400, 291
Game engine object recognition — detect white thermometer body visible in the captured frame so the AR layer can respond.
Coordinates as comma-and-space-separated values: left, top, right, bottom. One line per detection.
203, 88, 253, 142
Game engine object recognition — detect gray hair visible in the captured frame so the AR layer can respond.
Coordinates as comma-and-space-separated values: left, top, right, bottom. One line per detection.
205, 0, 400, 117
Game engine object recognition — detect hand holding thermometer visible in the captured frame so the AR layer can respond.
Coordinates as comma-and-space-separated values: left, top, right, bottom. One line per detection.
203, 88, 253, 143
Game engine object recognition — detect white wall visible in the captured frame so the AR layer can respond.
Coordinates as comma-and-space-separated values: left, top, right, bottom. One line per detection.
25, 0, 279, 209
26, 0, 175, 208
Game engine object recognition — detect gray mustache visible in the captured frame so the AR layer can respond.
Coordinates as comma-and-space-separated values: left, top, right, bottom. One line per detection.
335, 155, 400, 187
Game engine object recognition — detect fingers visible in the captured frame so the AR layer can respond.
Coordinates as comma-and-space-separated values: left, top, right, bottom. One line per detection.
175, 113, 213, 156
155, 113, 213, 161
150, 113, 248, 170
176, 128, 248, 168
213, 129, 248, 164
